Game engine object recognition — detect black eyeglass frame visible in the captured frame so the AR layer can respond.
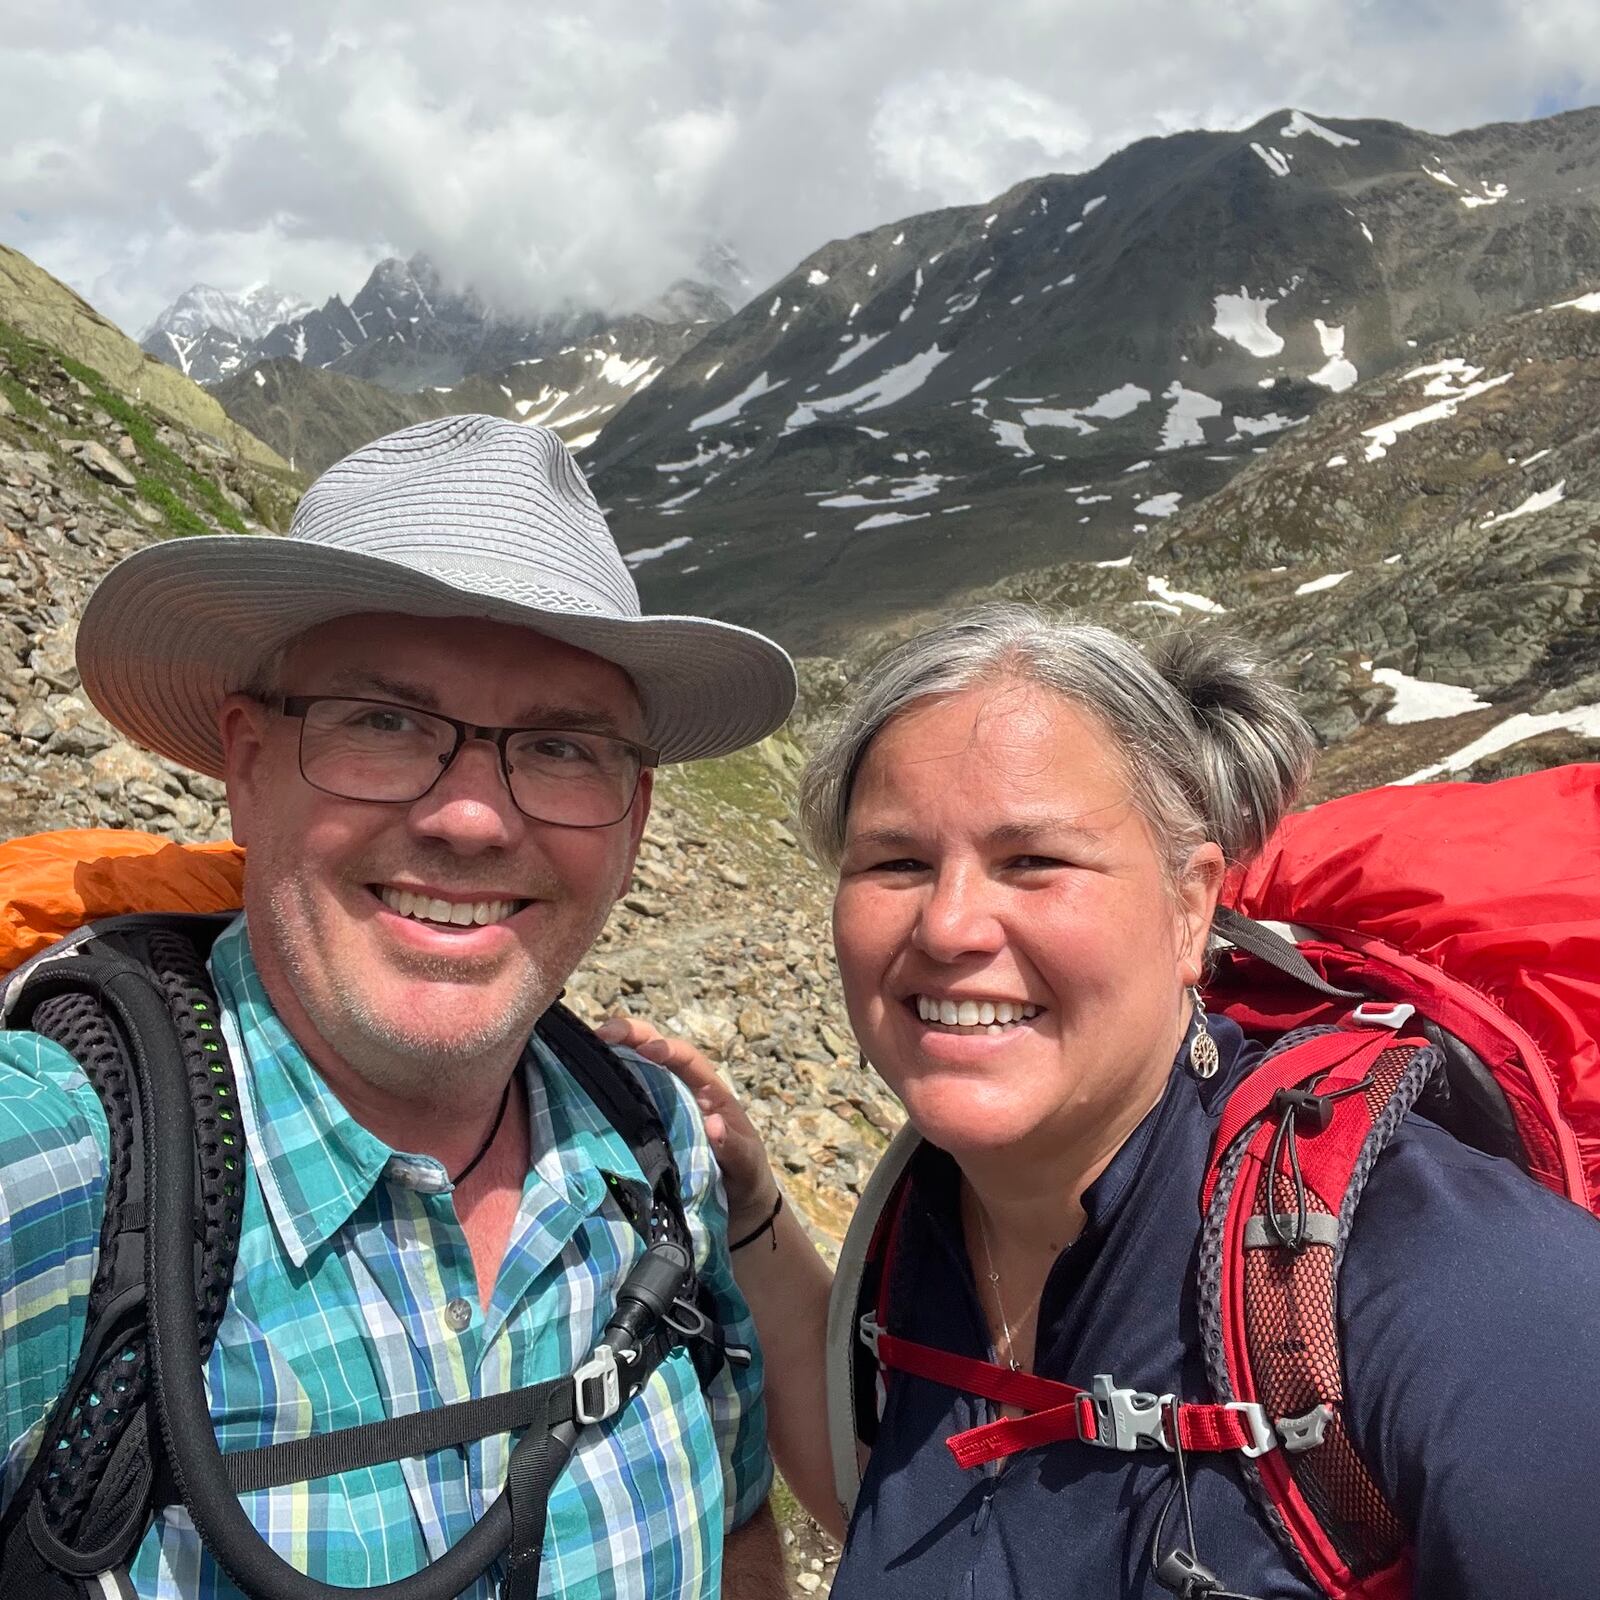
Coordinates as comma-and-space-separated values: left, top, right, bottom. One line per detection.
276, 694, 659, 828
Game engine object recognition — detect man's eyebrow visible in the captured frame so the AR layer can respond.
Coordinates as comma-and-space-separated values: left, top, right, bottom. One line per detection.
317, 672, 632, 734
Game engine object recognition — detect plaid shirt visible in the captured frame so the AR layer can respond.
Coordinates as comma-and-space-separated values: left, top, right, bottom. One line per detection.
0, 916, 770, 1597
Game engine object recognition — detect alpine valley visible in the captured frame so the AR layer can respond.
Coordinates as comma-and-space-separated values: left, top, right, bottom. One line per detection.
8, 96, 1600, 1596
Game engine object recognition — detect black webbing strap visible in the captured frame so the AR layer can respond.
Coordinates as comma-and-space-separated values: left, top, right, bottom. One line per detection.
538, 1004, 677, 1194
1211, 907, 1363, 1001
218, 1377, 573, 1494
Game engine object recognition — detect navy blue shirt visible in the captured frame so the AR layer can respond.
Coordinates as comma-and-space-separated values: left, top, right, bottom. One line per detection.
832, 1018, 1600, 1600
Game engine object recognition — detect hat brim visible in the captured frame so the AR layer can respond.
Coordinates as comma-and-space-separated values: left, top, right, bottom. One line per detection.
76, 536, 797, 775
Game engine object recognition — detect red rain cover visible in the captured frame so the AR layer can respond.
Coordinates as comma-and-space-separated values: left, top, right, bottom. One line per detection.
1227, 763, 1600, 1210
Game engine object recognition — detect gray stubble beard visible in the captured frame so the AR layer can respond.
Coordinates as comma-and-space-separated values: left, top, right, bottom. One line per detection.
260, 874, 600, 1109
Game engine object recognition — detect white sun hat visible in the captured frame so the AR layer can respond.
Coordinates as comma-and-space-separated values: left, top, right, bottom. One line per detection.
75, 415, 796, 773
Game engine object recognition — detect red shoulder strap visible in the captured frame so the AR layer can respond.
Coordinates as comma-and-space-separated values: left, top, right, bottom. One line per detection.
1201, 1015, 1434, 1599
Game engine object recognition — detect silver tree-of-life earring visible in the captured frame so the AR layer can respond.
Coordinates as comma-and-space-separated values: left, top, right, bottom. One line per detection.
1188, 987, 1220, 1078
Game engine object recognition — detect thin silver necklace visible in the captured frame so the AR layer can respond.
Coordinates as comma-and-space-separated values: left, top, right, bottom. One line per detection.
974, 1202, 1043, 1373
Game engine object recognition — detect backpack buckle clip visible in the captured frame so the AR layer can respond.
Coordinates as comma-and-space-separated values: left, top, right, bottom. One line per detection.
1349, 1001, 1415, 1030
573, 1344, 623, 1425
1225, 1399, 1279, 1457
858, 1313, 885, 1359
1085, 1375, 1175, 1451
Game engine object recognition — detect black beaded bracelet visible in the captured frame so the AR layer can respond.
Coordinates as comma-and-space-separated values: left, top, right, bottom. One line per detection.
729, 1191, 783, 1252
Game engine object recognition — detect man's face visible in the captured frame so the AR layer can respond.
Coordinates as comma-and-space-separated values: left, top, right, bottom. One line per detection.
220, 612, 651, 1102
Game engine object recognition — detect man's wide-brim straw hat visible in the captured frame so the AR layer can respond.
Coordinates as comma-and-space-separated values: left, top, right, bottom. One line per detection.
76, 415, 796, 773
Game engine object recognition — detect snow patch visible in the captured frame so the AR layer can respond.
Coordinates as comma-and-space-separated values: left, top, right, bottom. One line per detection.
1295, 571, 1350, 595
1020, 383, 1152, 436
1399, 705, 1600, 784
1482, 481, 1566, 526
1361, 371, 1513, 461
1423, 166, 1459, 188
1326, 454, 1348, 467
818, 473, 945, 509
1551, 291, 1600, 314
689, 371, 787, 430
992, 419, 1034, 456
1371, 668, 1489, 724
1279, 111, 1359, 147
1159, 383, 1223, 450
1082, 195, 1106, 215
624, 536, 692, 567
1095, 556, 1133, 568
252, 369, 265, 388
1308, 320, 1358, 392
1147, 573, 1225, 613
1461, 181, 1509, 209
599, 353, 658, 389
856, 510, 933, 531
807, 268, 831, 286
1230, 413, 1299, 438
1137, 493, 1184, 518
783, 345, 952, 433
1251, 143, 1292, 177
1213, 289, 1284, 357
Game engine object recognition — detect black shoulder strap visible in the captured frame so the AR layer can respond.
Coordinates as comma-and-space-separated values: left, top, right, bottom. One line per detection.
2, 927, 725, 1600
535, 1002, 729, 1391
0, 913, 243, 1598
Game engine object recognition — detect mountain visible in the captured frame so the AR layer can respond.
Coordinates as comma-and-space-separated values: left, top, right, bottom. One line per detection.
212, 315, 709, 477
589, 105, 1600, 653
139, 283, 313, 385
0, 245, 290, 472
144, 251, 735, 396
942, 290, 1600, 792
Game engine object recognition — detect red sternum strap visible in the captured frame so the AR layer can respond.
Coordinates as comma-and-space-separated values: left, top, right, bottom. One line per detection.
866, 1322, 1276, 1470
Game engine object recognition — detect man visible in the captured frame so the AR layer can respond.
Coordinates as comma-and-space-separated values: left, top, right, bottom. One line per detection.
0, 417, 796, 1597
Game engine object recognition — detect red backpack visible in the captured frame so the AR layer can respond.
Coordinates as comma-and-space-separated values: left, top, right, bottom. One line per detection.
826, 763, 1600, 1598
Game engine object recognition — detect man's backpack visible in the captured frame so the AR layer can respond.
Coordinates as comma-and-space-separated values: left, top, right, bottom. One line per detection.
0, 831, 730, 1600
826, 762, 1600, 1600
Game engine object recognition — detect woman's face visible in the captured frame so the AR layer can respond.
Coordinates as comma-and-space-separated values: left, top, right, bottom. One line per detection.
833, 678, 1221, 1163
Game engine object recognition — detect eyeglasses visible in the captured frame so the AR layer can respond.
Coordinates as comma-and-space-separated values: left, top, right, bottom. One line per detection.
277, 696, 657, 829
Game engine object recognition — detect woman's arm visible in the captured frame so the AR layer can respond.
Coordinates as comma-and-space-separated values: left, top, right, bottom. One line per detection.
597, 1016, 845, 1539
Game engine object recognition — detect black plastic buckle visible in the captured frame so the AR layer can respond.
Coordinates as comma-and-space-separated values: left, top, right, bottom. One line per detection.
1268, 1086, 1335, 1132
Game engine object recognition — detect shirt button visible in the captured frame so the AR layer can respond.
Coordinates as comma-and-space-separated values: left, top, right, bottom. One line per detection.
444, 1298, 473, 1332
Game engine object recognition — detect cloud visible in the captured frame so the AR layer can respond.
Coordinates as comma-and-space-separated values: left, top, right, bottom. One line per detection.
4, 0, 1600, 336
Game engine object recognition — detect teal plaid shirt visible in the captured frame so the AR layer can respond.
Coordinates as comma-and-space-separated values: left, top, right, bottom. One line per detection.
0, 916, 771, 1597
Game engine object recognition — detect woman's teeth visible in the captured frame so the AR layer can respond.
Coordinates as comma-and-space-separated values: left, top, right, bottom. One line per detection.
379, 887, 520, 927
913, 995, 1042, 1033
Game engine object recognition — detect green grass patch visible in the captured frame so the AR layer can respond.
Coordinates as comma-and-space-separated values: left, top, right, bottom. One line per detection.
0, 371, 46, 423
53, 352, 247, 537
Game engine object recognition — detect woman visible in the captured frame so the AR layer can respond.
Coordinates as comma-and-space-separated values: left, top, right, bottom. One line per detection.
602, 605, 1600, 1598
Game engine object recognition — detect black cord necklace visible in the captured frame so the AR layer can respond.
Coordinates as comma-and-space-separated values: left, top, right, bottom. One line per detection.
450, 1077, 514, 1187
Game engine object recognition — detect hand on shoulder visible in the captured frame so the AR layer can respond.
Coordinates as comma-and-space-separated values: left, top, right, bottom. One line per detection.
596, 1015, 782, 1239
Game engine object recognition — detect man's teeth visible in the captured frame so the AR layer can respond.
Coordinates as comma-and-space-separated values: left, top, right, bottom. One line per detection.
379, 887, 520, 927
914, 996, 1042, 1030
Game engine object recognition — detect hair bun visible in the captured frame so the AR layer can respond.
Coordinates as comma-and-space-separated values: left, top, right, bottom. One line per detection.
1148, 629, 1315, 864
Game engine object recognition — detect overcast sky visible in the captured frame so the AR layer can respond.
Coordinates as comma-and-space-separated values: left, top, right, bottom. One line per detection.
4, 0, 1598, 337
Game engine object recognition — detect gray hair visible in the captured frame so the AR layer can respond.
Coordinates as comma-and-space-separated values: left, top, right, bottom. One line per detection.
797, 603, 1315, 881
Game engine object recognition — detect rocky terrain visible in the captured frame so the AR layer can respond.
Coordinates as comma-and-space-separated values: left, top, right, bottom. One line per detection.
1, 245, 289, 474
590, 105, 1600, 651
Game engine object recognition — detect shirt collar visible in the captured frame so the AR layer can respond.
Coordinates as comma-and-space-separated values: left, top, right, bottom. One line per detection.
210, 916, 649, 1266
